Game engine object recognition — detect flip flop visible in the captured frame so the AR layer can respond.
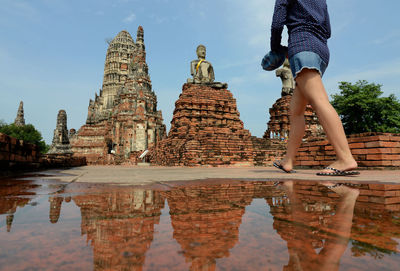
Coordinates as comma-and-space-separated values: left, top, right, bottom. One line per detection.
317, 167, 360, 176
273, 161, 296, 173
324, 182, 362, 189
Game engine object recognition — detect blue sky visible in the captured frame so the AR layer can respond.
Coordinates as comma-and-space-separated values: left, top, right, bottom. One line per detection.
1, 0, 399, 144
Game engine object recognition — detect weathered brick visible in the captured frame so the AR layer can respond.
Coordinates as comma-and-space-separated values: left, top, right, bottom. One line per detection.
360, 160, 392, 167
391, 148, 400, 154
349, 142, 365, 149
365, 141, 400, 148
365, 148, 392, 154
367, 154, 400, 160
300, 160, 321, 166
389, 136, 400, 142
392, 160, 400, 166
351, 149, 368, 155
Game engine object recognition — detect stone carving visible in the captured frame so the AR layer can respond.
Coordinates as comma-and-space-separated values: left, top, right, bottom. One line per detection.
276, 58, 295, 96
187, 45, 227, 89
14, 101, 25, 127
48, 110, 73, 154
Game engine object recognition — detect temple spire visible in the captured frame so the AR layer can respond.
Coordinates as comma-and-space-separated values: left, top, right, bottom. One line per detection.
14, 101, 25, 126
136, 26, 144, 49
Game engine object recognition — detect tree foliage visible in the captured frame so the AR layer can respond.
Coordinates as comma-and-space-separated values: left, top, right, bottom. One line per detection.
0, 122, 49, 153
331, 80, 400, 134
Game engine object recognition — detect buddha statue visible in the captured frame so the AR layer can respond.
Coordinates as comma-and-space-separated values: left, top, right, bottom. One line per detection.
187, 44, 228, 89
276, 58, 295, 96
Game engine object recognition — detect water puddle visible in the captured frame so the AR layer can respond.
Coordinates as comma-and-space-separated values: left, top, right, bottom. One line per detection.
1, 176, 400, 270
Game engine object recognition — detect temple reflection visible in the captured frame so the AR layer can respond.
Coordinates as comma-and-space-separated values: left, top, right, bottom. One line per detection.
72, 189, 165, 270
18, 179, 399, 270
164, 182, 281, 270
49, 196, 64, 223
0, 179, 39, 232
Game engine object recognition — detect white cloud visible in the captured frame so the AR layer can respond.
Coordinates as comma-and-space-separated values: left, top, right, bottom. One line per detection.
123, 12, 136, 23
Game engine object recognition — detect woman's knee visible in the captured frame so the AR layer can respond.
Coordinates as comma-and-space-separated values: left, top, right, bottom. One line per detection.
295, 69, 328, 107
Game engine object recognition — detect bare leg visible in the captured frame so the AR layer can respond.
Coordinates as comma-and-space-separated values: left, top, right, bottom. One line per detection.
318, 184, 359, 270
279, 86, 308, 172
279, 68, 357, 172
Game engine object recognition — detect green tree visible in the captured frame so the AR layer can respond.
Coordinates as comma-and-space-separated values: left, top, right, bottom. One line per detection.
0, 122, 49, 153
331, 80, 400, 134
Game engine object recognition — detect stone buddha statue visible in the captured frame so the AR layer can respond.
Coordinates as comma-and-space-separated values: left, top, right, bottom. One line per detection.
187, 44, 228, 89
276, 58, 295, 96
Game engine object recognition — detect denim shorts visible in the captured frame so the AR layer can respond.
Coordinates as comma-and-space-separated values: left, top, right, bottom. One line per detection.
289, 51, 327, 79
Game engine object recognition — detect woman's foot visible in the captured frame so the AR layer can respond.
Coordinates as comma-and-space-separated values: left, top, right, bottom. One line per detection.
273, 157, 295, 173
317, 159, 358, 176
322, 182, 360, 200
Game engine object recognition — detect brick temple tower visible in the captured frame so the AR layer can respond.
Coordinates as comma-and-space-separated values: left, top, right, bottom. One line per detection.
86, 30, 137, 123
14, 101, 25, 127
71, 27, 166, 164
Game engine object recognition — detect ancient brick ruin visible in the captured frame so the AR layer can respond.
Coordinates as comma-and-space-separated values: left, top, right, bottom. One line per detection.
150, 83, 285, 166
71, 27, 166, 164
264, 95, 324, 140
48, 110, 72, 154
150, 83, 253, 166
295, 132, 400, 168
14, 101, 25, 127
0, 132, 85, 173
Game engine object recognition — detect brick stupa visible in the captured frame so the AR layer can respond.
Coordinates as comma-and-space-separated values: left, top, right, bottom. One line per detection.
150, 83, 256, 166
264, 95, 323, 140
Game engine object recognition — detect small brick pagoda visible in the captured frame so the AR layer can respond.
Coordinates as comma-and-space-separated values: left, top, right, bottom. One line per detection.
149, 45, 287, 166
150, 83, 256, 166
71, 27, 166, 164
264, 95, 323, 140
48, 110, 73, 154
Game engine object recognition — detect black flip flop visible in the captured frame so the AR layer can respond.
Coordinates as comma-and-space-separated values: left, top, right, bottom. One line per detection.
273, 161, 296, 173
324, 182, 362, 189
317, 167, 360, 176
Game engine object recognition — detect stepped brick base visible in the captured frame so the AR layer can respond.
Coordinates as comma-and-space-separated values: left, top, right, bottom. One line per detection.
295, 132, 400, 168
150, 84, 256, 166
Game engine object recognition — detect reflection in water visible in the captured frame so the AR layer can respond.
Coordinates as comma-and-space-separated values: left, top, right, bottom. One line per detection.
49, 196, 64, 224
1, 178, 400, 270
0, 179, 39, 232
165, 182, 266, 270
273, 181, 359, 271
73, 189, 165, 270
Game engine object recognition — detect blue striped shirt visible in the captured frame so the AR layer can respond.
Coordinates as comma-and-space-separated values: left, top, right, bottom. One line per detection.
271, 0, 331, 65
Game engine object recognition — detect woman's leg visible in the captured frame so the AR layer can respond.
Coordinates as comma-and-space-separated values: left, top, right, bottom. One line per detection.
295, 69, 357, 172
279, 85, 308, 172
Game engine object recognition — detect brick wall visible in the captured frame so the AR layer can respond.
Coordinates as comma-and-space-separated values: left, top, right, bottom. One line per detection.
0, 132, 41, 170
295, 132, 400, 168
0, 132, 86, 172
